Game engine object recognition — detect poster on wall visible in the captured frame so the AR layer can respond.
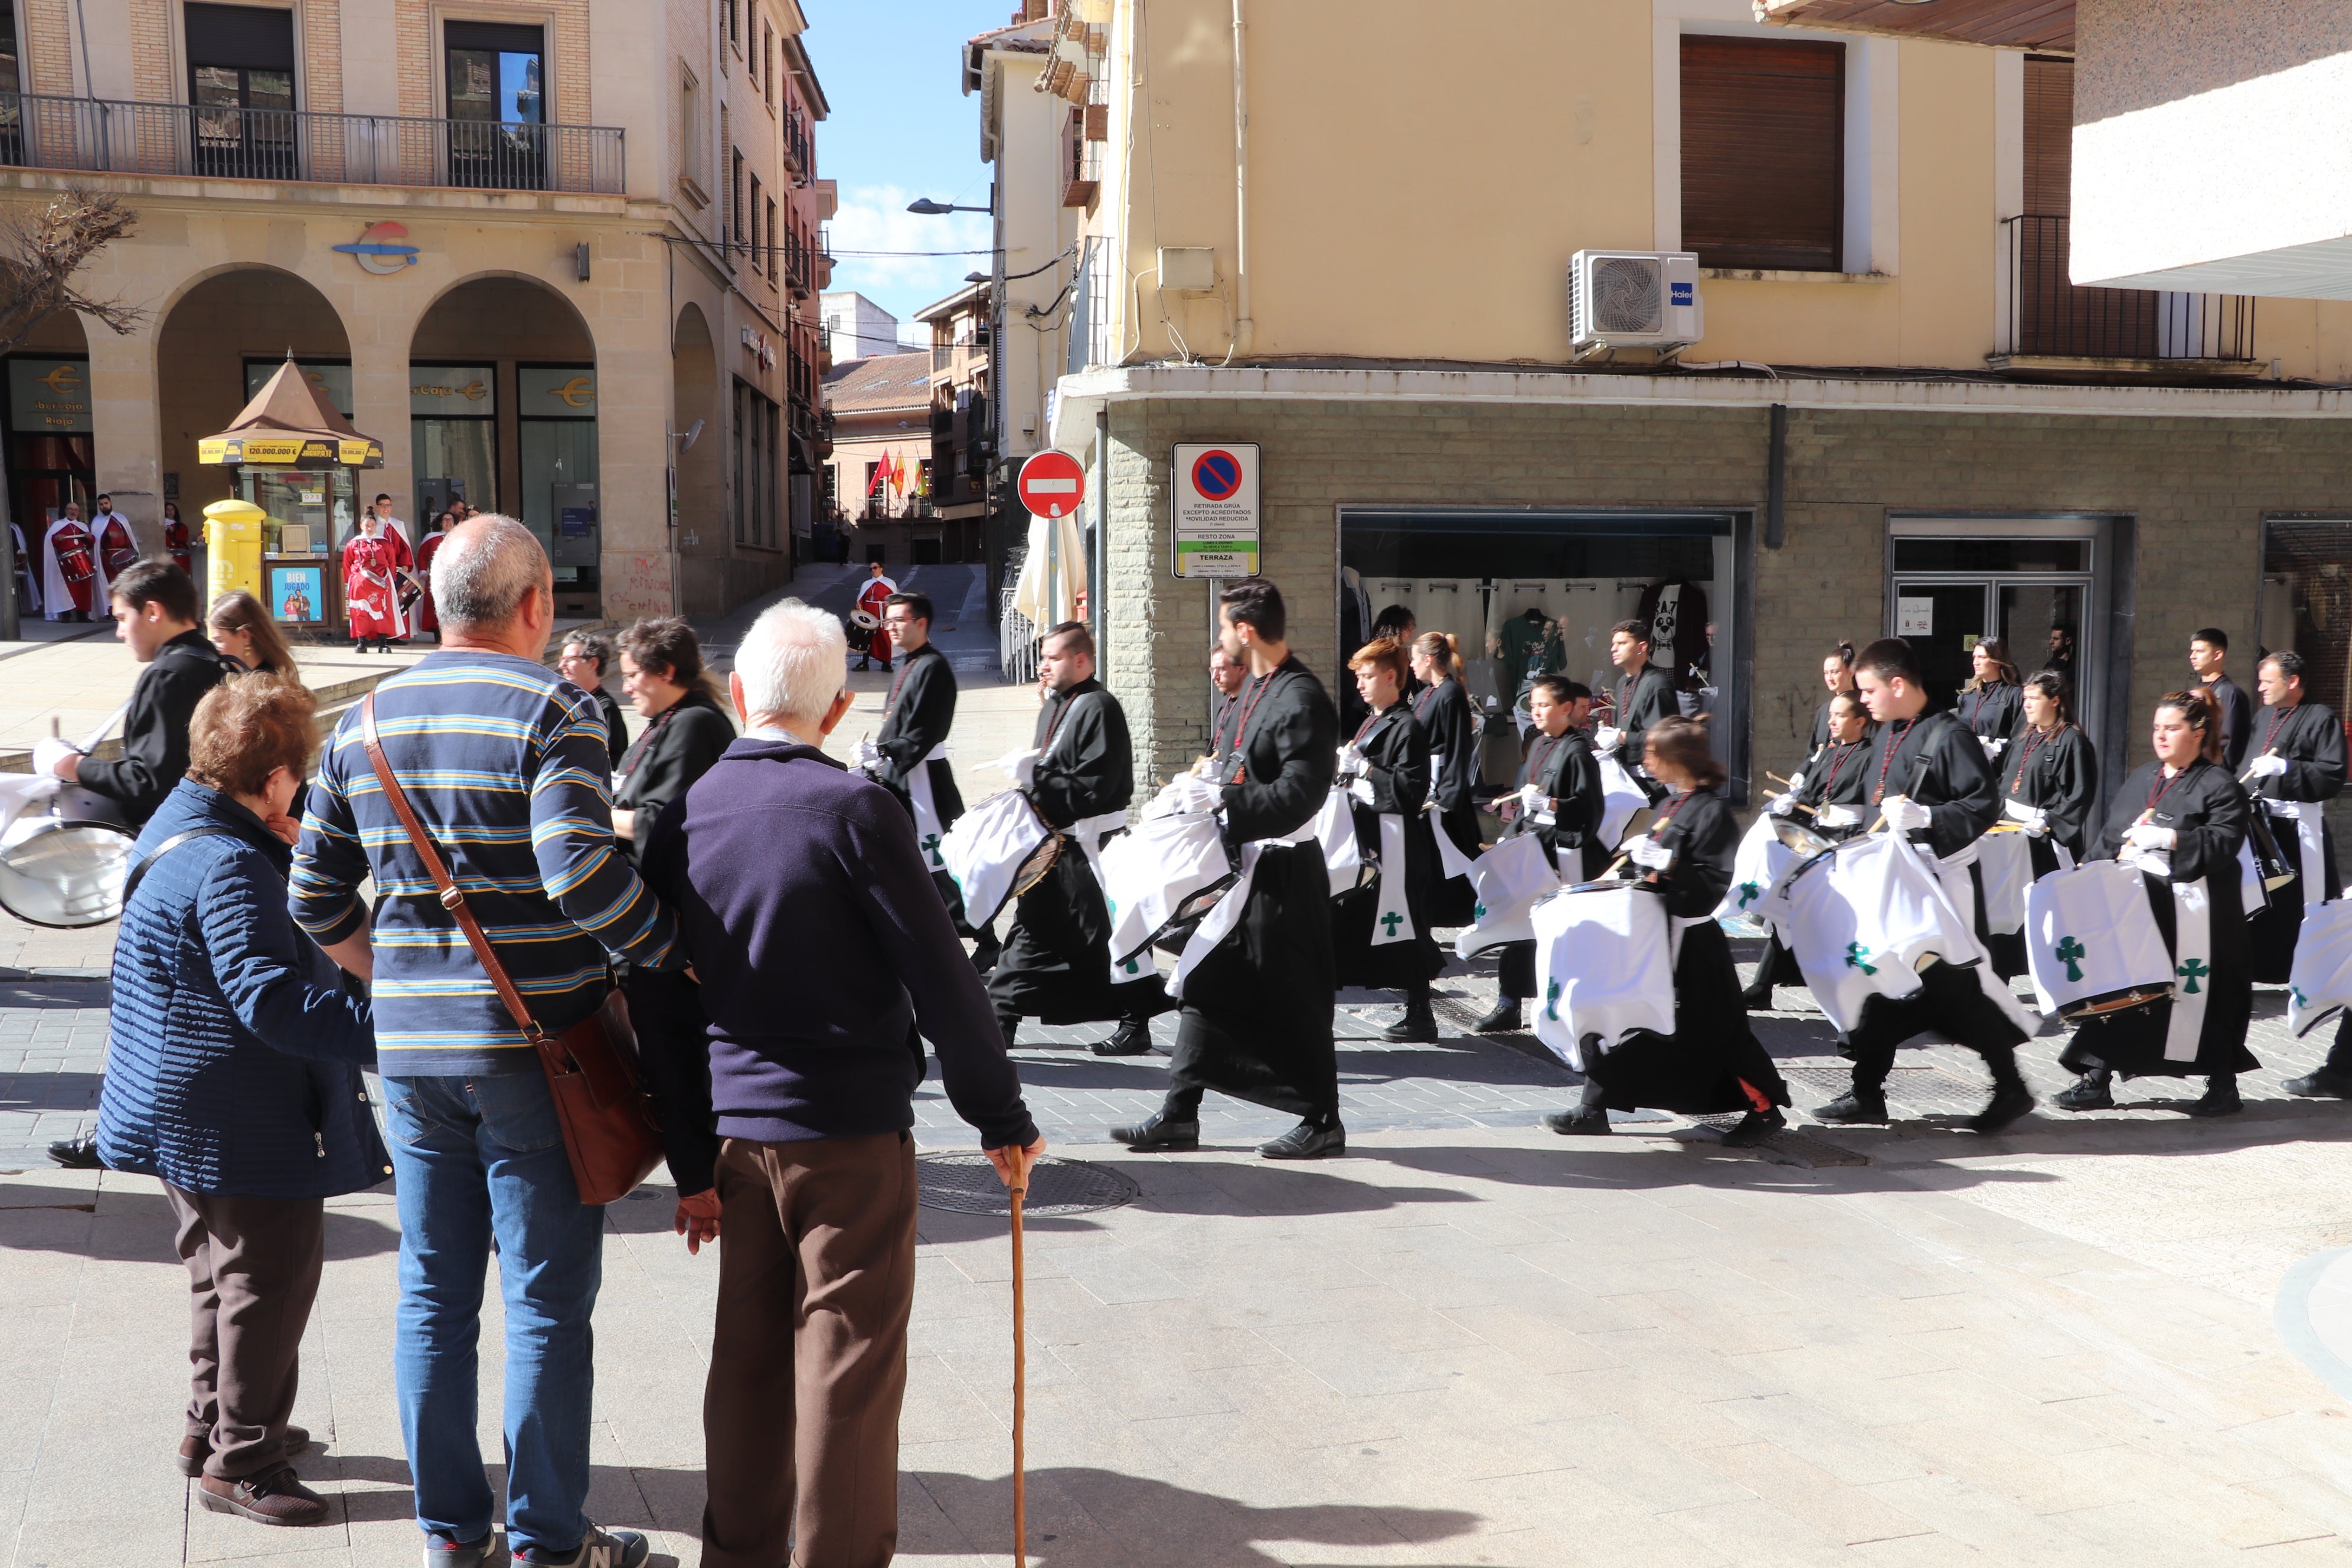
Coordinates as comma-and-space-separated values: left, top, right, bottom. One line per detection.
270, 564, 326, 628
1898, 597, 1933, 636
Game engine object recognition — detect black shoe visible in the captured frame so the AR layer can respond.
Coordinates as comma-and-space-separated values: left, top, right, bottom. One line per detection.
2188, 1080, 2243, 1118
1259, 1121, 1345, 1159
2054, 1072, 2115, 1112
47, 1136, 102, 1170
1381, 1002, 1438, 1043
996, 1016, 1019, 1051
1813, 1090, 1889, 1125
197, 1465, 329, 1527
1109, 1112, 1200, 1152
1540, 1108, 1611, 1136
1093, 1019, 1155, 1056
2285, 1067, 2352, 1099
1969, 1083, 2036, 1135
1740, 983, 1775, 1011
855, 659, 870, 671
969, 936, 1001, 974
1472, 999, 1524, 1033
1720, 1108, 1786, 1148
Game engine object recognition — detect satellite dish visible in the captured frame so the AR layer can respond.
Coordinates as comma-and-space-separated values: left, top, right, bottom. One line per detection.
680, 419, 705, 453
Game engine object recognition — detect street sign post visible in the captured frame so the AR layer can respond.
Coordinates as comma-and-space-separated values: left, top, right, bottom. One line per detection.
1171, 442, 1260, 579
1017, 449, 1086, 517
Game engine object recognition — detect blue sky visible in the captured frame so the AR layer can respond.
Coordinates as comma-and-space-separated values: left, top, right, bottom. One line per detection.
805, 1, 1007, 336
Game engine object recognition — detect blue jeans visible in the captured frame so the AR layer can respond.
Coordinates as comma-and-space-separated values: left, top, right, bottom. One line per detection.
383, 1072, 605, 1562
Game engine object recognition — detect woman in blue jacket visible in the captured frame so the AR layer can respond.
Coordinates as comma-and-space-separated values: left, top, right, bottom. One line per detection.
97, 678, 380, 1530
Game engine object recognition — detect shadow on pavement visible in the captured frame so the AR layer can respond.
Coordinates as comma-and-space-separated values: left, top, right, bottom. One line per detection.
903, 1467, 1481, 1564
0, 1177, 401, 1259
321, 1452, 690, 1563
1343, 1144, 2066, 1195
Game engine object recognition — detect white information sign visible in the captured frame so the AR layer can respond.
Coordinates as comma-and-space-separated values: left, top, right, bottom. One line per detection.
1171, 442, 1262, 579
1897, 597, 1934, 636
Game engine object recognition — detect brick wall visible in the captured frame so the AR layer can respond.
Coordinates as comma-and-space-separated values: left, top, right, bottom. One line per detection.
24, 0, 74, 94
1098, 395, 2352, 796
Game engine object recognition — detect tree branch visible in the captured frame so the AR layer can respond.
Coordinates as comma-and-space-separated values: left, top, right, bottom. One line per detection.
0, 186, 143, 355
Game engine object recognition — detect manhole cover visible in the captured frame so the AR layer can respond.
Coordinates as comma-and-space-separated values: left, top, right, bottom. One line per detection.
916, 1152, 1140, 1217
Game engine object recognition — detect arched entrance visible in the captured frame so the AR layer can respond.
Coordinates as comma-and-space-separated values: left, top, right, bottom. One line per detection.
157, 267, 352, 528
4, 308, 95, 544
672, 303, 721, 606
410, 275, 599, 613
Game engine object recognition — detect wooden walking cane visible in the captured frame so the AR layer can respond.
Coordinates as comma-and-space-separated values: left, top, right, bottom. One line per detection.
1008, 1142, 1032, 1567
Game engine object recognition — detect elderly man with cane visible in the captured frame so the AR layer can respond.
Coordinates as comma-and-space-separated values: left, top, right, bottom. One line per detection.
632, 597, 1041, 1568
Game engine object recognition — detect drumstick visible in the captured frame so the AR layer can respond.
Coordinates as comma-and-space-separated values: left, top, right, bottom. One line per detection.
2240, 749, 2275, 785
1766, 770, 1791, 786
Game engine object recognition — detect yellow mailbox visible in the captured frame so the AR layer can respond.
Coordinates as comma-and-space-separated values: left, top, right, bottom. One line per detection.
203, 498, 265, 606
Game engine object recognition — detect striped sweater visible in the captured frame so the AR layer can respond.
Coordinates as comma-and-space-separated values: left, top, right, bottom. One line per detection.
292, 650, 682, 1076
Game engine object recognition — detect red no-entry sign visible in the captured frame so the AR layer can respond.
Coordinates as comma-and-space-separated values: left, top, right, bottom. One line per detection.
1016, 449, 1086, 518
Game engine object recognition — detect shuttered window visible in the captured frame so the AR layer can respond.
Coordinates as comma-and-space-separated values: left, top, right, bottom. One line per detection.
1681, 37, 1844, 273
2023, 55, 2072, 215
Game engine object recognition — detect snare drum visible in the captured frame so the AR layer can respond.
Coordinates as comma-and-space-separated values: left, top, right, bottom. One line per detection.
1772, 832, 1984, 1033
1530, 881, 1674, 1071
936, 790, 1058, 930
2023, 860, 2174, 1021
1097, 808, 1235, 963
1452, 833, 1563, 959
0, 778, 133, 929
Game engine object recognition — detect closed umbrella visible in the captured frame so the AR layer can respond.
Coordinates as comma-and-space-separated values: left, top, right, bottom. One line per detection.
1011, 509, 1087, 629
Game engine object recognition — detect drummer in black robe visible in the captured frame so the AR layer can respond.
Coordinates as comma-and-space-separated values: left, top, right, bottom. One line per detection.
1331, 638, 1445, 1043
2244, 649, 2346, 987
1745, 689, 1872, 1008
988, 622, 1171, 1058
1983, 668, 2100, 978
1814, 638, 2036, 1135
1956, 638, 2024, 762
2055, 688, 2256, 1116
867, 592, 991, 967
1475, 677, 1605, 1033
1544, 716, 1792, 1148
1410, 629, 1481, 924
1600, 618, 1678, 801
2190, 627, 2253, 770
1110, 579, 1345, 1159
1208, 642, 1247, 760
1809, 641, 1860, 750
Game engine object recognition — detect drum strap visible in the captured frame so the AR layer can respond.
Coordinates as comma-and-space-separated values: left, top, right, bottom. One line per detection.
1168, 817, 1319, 999
2266, 800, 2329, 901
2164, 877, 2213, 1063
1429, 802, 1476, 880
906, 743, 951, 870
1064, 810, 1157, 984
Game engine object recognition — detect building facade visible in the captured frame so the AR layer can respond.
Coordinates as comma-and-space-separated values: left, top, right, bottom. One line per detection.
819, 349, 935, 566
914, 279, 991, 565
819, 290, 901, 361
0, 0, 830, 623
969, 0, 2352, 825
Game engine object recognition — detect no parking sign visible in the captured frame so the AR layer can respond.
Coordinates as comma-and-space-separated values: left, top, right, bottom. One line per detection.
1171, 442, 1260, 579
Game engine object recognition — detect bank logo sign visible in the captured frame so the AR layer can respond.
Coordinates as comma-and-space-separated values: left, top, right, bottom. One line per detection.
1171, 442, 1260, 580
335, 221, 421, 275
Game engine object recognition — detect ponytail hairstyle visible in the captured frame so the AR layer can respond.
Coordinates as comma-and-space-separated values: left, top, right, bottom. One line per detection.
1833, 639, 1856, 668
1412, 629, 1464, 683
2157, 687, 2225, 765
1644, 714, 1727, 789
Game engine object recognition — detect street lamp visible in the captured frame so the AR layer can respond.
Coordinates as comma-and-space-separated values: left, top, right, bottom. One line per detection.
906, 197, 992, 215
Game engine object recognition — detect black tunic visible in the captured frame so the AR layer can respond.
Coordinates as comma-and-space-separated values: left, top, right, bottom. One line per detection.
1331, 703, 1444, 989
612, 689, 735, 856
1843, 709, 2028, 1061
1614, 664, 1680, 782
988, 679, 1165, 1025
1172, 656, 1341, 1120
2062, 759, 2257, 1080
1984, 721, 2099, 978
2246, 700, 2347, 982
1582, 788, 1790, 1116
2204, 674, 2252, 772
593, 686, 630, 772
1511, 727, 1608, 882
1753, 737, 1871, 991
1211, 689, 1243, 758
875, 641, 970, 925
1957, 683, 2023, 752
1413, 677, 1482, 923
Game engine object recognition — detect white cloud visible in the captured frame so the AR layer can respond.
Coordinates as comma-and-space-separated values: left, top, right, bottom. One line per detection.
825, 182, 992, 319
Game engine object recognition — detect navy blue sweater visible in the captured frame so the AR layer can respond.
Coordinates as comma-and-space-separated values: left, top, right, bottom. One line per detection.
98, 779, 388, 1197
632, 736, 1035, 1185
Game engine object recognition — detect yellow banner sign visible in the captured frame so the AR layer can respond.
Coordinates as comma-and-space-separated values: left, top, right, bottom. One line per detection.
200, 436, 384, 466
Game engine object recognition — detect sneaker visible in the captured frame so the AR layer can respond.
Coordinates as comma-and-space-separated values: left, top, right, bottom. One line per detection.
179, 1425, 310, 1477
2284, 1067, 2352, 1099
424, 1531, 504, 1567
1968, 1083, 2036, 1135
1540, 1108, 1611, 1136
1259, 1121, 1345, 1159
196, 1466, 329, 1527
1812, 1089, 1889, 1125
1720, 1108, 1786, 1148
2054, 1072, 2115, 1112
523, 1528, 648, 1568
1472, 999, 1524, 1033
1092, 1018, 1155, 1056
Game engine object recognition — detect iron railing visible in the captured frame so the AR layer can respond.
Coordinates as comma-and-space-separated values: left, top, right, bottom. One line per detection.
2007, 214, 2256, 361
0, 91, 625, 194
1000, 562, 1040, 685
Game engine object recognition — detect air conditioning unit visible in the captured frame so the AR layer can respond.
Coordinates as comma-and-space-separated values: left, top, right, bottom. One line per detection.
1568, 250, 1703, 354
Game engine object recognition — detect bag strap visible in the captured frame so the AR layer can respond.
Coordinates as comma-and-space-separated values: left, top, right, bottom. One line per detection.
122, 828, 231, 907
361, 691, 548, 1044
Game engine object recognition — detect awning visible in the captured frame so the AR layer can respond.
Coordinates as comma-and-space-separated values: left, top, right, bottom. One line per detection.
1754, 0, 2073, 53
198, 355, 385, 468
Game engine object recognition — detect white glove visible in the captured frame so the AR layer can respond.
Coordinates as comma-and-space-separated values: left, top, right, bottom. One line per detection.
992, 748, 1041, 788
1768, 793, 1798, 818
1979, 736, 2006, 759
1881, 796, 1933, 834
1626, 835, 1672, 870
2020, 807, 2050, 838
1517, 782, 1545, 814
1814, 803, 1861, 829
1593, 726, 1625, 753
1784, 772, 1806, 795
2125, 822, 2177, 852
1348, 777, 1377, 807
32, 738, 81, 779
1157, 774, 1223, 817
1335, 744, 1370, 780
2247, 752, 2289, 779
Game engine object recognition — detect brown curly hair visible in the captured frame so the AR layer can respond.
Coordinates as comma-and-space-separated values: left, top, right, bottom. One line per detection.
187, 678, 316, 798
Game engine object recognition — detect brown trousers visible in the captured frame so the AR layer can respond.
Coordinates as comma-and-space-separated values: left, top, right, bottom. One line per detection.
163, 1185, 325, 1479
703, 1131, 918, 1568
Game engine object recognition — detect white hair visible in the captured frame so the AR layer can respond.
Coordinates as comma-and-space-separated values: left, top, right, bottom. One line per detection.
431, 514, 548, 629
736, 598, 847, 726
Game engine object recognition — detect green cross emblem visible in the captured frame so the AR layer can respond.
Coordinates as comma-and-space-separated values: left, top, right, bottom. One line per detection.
2177, 957, 2209, 994
2055, 935, 2086, 982
1380, 910, 1404, 937
1544, 978, 1563, 1021
1736, 880, 1761, 909
1844, 941, 1877, 976
922, 832, 942, 865
1473, 901, 1488, 922
1121, 956, 1141, 975
2293, 985, 2312, 1011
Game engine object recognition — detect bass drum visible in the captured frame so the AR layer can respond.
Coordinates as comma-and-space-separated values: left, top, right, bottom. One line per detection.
0, 784, 135, 929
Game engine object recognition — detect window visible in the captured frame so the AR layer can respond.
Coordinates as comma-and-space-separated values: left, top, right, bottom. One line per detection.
446, 21, 546, 189
729, 145, 745, 260
766, 197, 780, 285
1681, 37, 1844, 273
733, 380, 780, 547
0, 1, 19, 164
185, 4, 298, 179
762, 23, 776, 107
679, 66, 706, 194
2262, 519, 2352, 714
748, 173, 763, 272
411, 364, 499, 532
519, 365, 599, 587
724, 0, 740, 50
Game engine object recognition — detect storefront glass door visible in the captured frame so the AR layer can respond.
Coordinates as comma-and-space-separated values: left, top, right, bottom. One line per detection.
1887, 519, 2101, 739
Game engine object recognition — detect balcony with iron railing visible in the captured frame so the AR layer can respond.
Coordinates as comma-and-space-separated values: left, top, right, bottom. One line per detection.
1999, 215, 2257, 371
0, 91, 625, 194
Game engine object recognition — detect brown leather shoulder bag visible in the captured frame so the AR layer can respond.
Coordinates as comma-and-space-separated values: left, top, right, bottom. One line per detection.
361, 692, 663, 1206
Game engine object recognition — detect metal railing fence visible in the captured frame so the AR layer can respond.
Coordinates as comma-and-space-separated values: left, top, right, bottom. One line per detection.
2007, 214, 2255, 361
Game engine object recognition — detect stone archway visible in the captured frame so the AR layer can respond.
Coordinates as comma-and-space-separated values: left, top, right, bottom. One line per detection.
672, 302, 723, 608
156, 267, 352, 525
